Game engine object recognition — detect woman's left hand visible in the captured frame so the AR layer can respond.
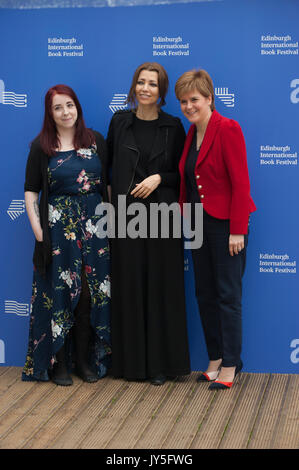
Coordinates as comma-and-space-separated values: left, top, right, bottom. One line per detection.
229, 234, 245, 256
130, 174, 162, 199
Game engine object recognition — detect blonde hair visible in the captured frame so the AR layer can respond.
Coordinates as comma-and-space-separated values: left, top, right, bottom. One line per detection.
175, 69, 215, 111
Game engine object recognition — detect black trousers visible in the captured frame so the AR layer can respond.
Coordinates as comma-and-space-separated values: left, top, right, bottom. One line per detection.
191, 211, 248, 367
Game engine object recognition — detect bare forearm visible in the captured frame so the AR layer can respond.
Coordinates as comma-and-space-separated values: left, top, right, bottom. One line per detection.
25, 191, 43, 241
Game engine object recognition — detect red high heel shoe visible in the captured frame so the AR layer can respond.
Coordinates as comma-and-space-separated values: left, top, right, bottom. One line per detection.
208, 361, 243, 390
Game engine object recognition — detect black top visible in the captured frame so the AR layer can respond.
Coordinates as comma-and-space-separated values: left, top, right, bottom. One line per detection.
185, 133, 201, 203
132, 114, 158, 170
132, 114, 159, 182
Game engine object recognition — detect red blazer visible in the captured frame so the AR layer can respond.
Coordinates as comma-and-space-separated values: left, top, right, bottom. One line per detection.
179, 110, 256, 234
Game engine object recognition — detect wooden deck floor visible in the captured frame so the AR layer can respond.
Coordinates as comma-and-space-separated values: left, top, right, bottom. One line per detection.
0, 367, 298, 450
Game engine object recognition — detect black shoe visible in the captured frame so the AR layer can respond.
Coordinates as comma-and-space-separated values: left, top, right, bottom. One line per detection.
209, 360, 243, 390
196, 370, 220, 382
75, 364, 98, 383
51, 346, 73, 386
52, 368, 73, 386
150, 374, 166, 386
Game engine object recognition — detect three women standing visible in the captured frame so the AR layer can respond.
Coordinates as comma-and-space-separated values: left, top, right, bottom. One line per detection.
22, 85, 111, 385
107, 62, 190, 384
22, 66, 254, 390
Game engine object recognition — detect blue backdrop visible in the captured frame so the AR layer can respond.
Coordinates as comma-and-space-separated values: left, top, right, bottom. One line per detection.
0, 0, 298, 373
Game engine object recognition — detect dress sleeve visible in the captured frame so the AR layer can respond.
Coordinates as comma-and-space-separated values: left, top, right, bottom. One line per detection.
24, 140, 43, 193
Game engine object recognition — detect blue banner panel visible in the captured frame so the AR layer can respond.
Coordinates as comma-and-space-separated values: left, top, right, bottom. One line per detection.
0, 0, 298, 373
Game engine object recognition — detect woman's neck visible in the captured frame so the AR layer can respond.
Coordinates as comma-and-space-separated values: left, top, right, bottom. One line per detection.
195, 109, 212, 137
136, 104, 159, 121
195, 110, 212, 150
56, 127, 76, 151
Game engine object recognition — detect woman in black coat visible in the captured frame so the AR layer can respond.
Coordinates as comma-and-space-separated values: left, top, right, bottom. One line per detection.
107, 62, 190, 384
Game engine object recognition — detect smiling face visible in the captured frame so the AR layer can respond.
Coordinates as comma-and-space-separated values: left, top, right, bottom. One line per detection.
51, 93, 78, 132
179, 89, 212, 126
135, 69, 160, 107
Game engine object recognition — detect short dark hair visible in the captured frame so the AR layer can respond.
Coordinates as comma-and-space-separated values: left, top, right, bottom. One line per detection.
127, 62, 169, 109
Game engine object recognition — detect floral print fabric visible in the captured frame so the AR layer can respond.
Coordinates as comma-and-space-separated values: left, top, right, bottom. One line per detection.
22, 147, 111, 381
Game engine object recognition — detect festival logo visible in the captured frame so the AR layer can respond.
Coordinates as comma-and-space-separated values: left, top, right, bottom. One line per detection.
109, 94, 128, 113
290, 339, 299, 364
215, 87, 235, 108
0, 79, 27, 108
7, 199, 25, 220
259, 253, 296, 274
4, 300, 29, 316
0, 340, 4, 364
290, 79, 299, 103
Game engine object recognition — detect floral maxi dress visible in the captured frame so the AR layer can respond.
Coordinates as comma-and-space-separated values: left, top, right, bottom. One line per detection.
22, 145, 111, 381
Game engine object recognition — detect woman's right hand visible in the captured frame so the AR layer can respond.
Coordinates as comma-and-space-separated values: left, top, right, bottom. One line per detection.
229, 234, 244, 256
25, 191, 43, 242
35, 231, 43, 242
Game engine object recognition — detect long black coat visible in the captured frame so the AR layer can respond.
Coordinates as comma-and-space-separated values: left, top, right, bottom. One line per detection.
106, 109, 191, 380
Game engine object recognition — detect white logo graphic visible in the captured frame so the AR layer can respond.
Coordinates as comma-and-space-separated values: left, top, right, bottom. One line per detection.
7, 199, 25, 220
109, 93, 128, 113
0, 80, 27, 108
5, 300, 29, 316
0, 340, 4, 364
290, 339, 299, 364
215, 87, 235, 107
290, 79, 299, 103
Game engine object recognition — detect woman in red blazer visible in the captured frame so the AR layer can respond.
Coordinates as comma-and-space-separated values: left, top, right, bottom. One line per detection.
175, 69, 256, 389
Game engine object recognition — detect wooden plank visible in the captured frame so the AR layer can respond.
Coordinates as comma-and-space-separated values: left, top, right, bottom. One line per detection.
51, 378, 128, 449
104, 378, 179, 449
23, 381, 103, 449
105, 375, 195, 449
267, 374, 299, 449
0, 378, 82, 449
247, 374, 289, 449
0, 367, 21, 394
134, 375, 199, 449
219, 373, 270, 448
189, 372, 246, 449
79, 381, 151, 449
0, 382, 50, 442
161, 373, 214, 449
0, 367, 11, 376
0, 380, 35, 418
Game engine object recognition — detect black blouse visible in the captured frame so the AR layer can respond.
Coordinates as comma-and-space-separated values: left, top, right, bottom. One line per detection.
184, 133, 201, 203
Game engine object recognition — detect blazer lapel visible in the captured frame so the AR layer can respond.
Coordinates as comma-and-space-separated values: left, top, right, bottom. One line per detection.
195, 110, 222, 169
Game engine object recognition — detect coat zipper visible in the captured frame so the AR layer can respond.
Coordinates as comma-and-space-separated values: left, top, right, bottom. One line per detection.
125, 145, 140, 195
